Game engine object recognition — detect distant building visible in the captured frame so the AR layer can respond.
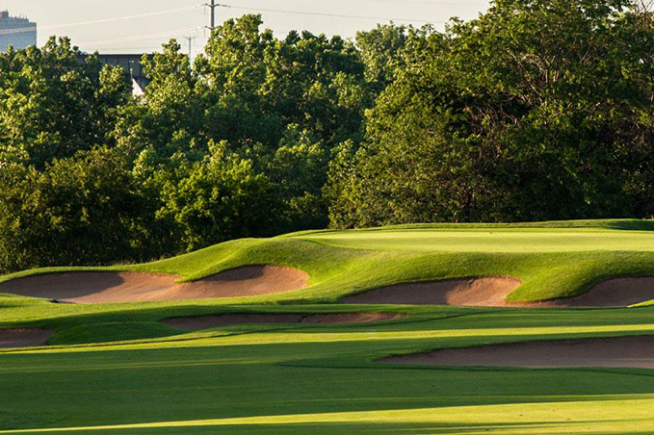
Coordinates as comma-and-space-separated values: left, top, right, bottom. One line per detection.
0, 11, 37, 52
78, 53, 153, 96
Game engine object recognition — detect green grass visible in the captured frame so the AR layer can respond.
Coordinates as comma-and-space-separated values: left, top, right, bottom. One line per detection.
300, 227, 654, 252
3, 219, 654, 434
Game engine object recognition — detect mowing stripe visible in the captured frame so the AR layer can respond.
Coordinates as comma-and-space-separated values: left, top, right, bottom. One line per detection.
2, 398, 654, 434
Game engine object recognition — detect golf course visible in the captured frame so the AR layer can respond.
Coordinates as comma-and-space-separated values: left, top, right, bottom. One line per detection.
1, 219, 654, 433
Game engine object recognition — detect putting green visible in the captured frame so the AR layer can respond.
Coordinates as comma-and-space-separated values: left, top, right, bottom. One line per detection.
2, 220, 654, 434
299, 228, 654, 252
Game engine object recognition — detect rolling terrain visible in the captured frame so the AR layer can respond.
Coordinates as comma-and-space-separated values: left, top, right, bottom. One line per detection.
2, 220, 654, 434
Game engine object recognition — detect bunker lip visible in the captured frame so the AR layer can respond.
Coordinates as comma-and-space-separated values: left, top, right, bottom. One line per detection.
0, 328, 54, 349
342, 277, 523, 307
0, 266, 309, 304
162, 312, 407, 331
380, 336, 654, 369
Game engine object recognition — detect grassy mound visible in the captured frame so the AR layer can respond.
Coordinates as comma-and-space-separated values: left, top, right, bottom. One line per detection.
4, 219, 654, 308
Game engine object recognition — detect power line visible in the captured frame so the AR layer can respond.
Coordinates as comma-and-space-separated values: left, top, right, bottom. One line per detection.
40, 5, 204, 30
0, 5, 205, 36
0, 2, 473, 38
305, 0, 488, 5
76, 26, 205, 47
216, 4, 445, 24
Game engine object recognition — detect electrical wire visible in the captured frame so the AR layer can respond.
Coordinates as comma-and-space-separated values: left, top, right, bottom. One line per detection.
1, 1, 487, 49
40, 5, 204, 30
0, 1, 481, 37
301, 0, 488, 6
75, 26, 205, 47
216, 4, 445, 24
0, 5, 204, 36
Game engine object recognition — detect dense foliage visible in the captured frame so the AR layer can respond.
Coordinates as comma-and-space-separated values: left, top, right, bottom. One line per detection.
332, 0, 654, 226
1, 1, 654, 272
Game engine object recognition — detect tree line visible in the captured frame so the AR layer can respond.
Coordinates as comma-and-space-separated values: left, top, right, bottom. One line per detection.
1, 0, 654, 273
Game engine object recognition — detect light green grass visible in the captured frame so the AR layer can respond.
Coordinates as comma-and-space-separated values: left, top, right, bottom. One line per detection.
299, 228, 654, 252
3, 220, 654, 434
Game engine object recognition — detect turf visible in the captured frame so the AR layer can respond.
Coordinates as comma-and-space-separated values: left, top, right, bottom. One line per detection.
2, 219, 654, 434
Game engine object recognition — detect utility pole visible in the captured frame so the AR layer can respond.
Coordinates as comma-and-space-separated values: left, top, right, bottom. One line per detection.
183, 36, 196, 58
211, 0, 216, 30
205, 0, 217, 31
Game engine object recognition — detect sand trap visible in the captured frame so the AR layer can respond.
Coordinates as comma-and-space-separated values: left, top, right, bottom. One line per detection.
381, 336, 654, 369
162, 312, 406, 331
0, 329, 54, 348
343, 277, 654, 308
0, 266, 309, 304
553, 278, 654, 307
343, 278, 522, 307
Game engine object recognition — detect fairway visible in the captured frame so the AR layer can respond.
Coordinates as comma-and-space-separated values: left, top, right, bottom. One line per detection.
3, 220, 654, 434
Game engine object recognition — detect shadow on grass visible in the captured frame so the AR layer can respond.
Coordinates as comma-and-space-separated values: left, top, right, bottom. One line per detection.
608, 220, 654, 231
6, 301, 654, 348
3, 303, 444, 347
4, 420, 652, 435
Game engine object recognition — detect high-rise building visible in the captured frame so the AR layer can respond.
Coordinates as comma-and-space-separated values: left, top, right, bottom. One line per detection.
0, 11, 37, 52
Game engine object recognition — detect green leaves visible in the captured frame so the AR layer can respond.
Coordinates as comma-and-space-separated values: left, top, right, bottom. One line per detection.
0, 148, 145, 271
6, 5, 654, 272
157, 144, 280, 252
329, 0, 654, 227
0, 37, 131, 168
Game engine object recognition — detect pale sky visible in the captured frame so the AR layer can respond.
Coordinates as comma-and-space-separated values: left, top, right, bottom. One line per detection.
1, 0, 491, 55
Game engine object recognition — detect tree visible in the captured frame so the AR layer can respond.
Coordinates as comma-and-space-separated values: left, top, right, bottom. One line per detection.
157, 142, 281, 252
0, 148, 146, 273
356, 23, 409, 91
0, 37, 131, 168
329, 0, 654, 227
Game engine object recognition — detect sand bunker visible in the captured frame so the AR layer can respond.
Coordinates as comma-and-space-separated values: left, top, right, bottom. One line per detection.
553, 278, 654, 307
162, 312, 406, 331
343, 277, 654, 308
0, 329, 53, 348
343, 278, 522, 307
381, 336, 654, 369
0, 266, 309, 304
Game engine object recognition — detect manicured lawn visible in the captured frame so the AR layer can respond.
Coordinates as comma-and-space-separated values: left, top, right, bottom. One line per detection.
300, 227, 654, 252
2, 220, 654, 434
2, 306, 654, 434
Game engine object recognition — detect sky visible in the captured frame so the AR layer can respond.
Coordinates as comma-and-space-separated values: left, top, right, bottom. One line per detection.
0, 0, 491, 55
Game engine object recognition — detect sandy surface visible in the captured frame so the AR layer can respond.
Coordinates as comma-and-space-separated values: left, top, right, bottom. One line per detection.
343, 278, 523, 307
162, 312, 406, 331
0, 266, 309, 304
0, 329, 54, 348
343, 277, 654, 308
555, 278, 654, 307
381, 336, 654, 369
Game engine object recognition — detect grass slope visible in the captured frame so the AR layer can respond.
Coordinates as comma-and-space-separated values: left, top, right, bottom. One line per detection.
2, 220, 654, 434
